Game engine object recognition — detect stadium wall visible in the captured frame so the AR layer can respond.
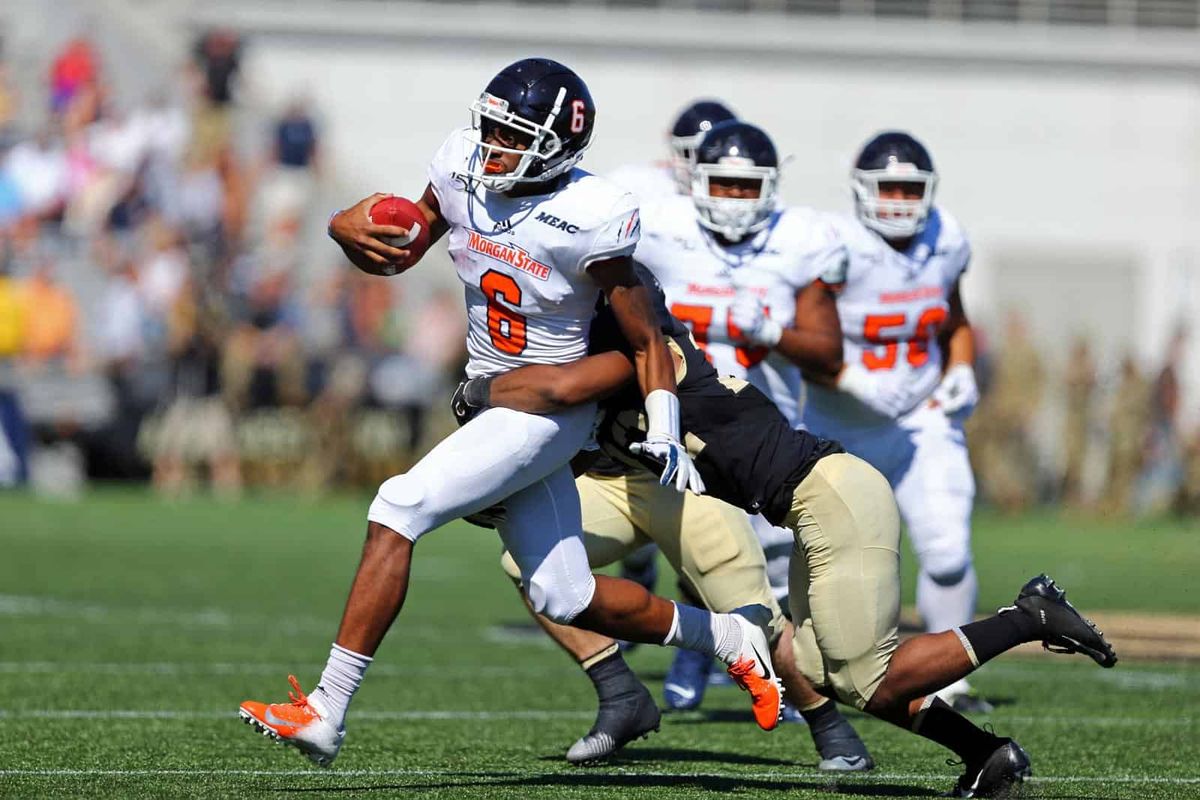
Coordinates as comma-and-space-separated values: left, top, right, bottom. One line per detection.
194, 1, 1199, 417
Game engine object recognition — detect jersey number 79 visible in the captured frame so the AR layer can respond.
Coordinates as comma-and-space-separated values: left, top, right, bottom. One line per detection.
671, 302, 767, 368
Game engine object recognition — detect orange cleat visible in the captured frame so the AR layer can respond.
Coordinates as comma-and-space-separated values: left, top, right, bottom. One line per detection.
725, 606, 784, 731
238, 675, 344, 767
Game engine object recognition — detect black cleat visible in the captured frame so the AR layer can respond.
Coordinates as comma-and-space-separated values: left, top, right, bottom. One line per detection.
1004, 574, 1118, 668
810, 714, 875, 772
950, 738, 1032, 798
565, 682, 661, 766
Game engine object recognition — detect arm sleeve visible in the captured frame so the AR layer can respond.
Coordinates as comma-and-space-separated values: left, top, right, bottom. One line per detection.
578, 192, 641, 273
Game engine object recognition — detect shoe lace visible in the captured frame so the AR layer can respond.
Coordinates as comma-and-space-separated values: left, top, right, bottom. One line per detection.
286, 674, 312, 708
727, 658, 758, 684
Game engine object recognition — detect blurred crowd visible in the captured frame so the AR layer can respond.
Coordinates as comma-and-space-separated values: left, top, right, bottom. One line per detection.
0, 29, 1196, 518
968, 313, 1199, 517
0, 29, 465, 500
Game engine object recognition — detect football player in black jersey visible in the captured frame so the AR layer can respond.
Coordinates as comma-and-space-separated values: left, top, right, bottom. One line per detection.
455, 269, 1118, 798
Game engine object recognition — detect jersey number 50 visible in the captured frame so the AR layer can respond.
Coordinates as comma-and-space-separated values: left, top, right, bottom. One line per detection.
481, 270, 527, 354
862, 308, 947, 370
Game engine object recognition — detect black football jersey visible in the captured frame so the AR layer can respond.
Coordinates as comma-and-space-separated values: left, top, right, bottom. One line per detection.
589, 264, 842, 525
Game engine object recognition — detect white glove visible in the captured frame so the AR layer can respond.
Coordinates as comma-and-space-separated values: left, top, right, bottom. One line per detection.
631, 434, 706, 494
728, 294, 783, 348
931, 363, 979, 420
837, 363, 919, 419
631, 389, 706, 494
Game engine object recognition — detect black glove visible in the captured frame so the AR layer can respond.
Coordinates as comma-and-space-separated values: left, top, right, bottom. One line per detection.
451, 376, 493, 427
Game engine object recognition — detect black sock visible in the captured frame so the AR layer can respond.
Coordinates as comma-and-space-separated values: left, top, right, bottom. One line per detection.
913, 697, 1002, 767
959, 610, 1041, 665
799, 698, 843, 734
584, 651, 642, 702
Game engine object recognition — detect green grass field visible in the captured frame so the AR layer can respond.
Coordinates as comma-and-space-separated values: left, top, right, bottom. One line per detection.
1, 490, 1198, 799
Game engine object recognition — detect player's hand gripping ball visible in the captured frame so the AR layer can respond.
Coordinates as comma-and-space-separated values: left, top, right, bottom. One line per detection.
363, 196, 431, 276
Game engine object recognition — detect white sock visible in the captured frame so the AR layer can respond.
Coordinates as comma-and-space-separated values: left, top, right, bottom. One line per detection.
663, 602, 743, 664
917, 564, 978, 633
310, 643, 372, 731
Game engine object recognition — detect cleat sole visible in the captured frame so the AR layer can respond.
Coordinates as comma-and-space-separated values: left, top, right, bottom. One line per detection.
238, 708, 332, 768
568, 724, 661, 768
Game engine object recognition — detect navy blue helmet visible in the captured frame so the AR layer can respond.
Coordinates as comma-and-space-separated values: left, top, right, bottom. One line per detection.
463, 58, 596, 193
851, 131, 938, 239
668, 99, 737, 191
691, 121, 780, 241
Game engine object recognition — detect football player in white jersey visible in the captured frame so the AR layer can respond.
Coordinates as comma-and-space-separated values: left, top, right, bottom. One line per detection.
801, 131, 987, 712
635, 121, 848, 712
606, 99, 737, 625
237, 59, 785, 767
608, 99, 737, 203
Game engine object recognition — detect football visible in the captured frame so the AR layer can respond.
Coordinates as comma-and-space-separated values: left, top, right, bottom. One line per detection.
365, 196, 432, 275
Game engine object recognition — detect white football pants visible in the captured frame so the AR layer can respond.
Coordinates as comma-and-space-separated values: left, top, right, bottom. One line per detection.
368, 403, 599, 624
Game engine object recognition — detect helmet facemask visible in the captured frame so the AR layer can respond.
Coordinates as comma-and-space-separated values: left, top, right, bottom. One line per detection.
691, 159, 778, 242
462, 88, 588, 193
669, 132, 704, 194
852, 163, 937, 239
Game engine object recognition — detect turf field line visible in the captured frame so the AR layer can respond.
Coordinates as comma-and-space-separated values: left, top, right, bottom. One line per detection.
0, 709, 597, 720
0, 661, 574, 677
4, 659, 1194, 687
0, 709, 1191, 726
0, 768, 1197, 785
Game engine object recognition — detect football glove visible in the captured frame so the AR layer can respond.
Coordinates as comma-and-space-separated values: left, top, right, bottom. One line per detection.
837, 363, 921, 419
931, 363, 979, 420
635, 389, 705, 494
450, 377, 492, 427
630, 434, 706, 495
729, 294, 783, 348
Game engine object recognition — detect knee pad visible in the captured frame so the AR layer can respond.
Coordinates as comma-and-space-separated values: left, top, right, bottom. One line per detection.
527, 570, 596, 625
367, 472, 427, 542
920, 552, 972, 586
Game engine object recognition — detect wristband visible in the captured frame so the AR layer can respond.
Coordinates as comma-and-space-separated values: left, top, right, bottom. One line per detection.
644, 389, 681, 440
463, 376, 494, 408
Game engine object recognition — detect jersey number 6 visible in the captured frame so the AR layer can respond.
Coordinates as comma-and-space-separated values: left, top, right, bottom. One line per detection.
481, 270, 527, 354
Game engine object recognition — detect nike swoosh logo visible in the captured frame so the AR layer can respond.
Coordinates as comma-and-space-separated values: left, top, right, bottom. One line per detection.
264, 708, 301, 729
749, 638, 770, 680
664, 683, 697, 701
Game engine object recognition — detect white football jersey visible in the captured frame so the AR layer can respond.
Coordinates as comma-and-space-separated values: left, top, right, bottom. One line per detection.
635, 195, 845, 427
428, 128, 641, 378
804, 207, 971, 430
606, 161, 678, 204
